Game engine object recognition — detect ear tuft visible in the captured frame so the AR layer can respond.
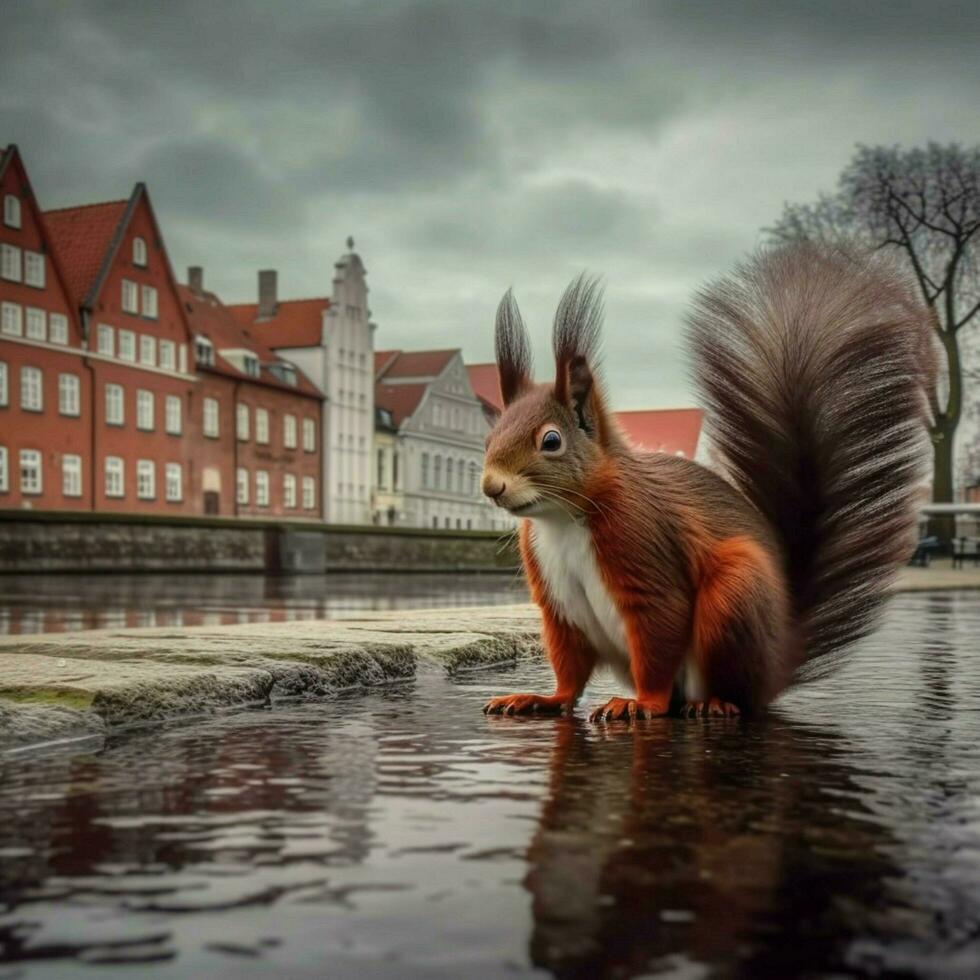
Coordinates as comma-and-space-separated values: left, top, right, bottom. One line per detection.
553, 274, 604, 425
495, 288, 533, 406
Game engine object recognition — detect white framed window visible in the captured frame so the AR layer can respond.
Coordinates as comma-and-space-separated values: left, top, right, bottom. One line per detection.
302, 476, 315, 510
256, 470, 270, 507
159, 339, 176, 371
165, 463, 182, 502
136, 389, 154, 430
283, 473, 296, 509
58, 373, 80, 416
136, 459, 155, 499
24, 251, 44, 288
203, 397, 219, 437
421, 453, 430, 488
96, 323, 114, 356
122, 279, 139, 314
1, 243, 21, 282
255, 408, 269, 444
141, 285, 158, 319
195, 336, 214, 366
62, 454, 82, 497
49, 313, 68, 345
178, 343, 188, 374
19, 449, 42, 495
133, 237, 147, 267
20, 366, 42, 411
236, 467, 249, 505
104, 456, 124, 497
105, 383, 124, 425
118, 329, 136, 362
236, 403, 250, 441
302, 417, 315, 452
3, 193, 21, 229
165, 394, 182, 435
0, 361, 7, 406
25, 307, 45, 341
283, 414, 297, 449
243, 353, 260, 378
1, 302, 21, 336
0, 446, 7, 493
140, 334, 156, 366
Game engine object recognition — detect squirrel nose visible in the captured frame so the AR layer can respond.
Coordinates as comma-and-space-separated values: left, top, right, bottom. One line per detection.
483, 478, 506, 500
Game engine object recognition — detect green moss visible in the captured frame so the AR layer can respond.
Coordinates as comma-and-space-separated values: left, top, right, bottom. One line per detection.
0, 688, 95, 711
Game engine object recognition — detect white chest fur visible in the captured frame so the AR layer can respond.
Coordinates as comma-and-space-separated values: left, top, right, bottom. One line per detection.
530, 518, 632, 684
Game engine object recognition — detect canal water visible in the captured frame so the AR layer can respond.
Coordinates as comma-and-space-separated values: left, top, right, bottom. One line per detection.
2, 590, 980, 978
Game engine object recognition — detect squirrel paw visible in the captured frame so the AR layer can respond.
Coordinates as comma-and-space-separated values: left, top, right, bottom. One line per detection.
483, 693, 570, 716
680, 698, 741, 719
588, 697, 669, 723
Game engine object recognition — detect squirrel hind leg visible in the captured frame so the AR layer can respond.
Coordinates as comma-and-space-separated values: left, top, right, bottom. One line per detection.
691, 535, 792, 714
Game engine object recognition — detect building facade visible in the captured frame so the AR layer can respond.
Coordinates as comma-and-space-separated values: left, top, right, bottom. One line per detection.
375, 349, 508, 530
228, 240, 374, 525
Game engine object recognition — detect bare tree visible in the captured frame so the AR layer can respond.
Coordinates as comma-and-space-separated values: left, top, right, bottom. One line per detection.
769, 143, 980, 510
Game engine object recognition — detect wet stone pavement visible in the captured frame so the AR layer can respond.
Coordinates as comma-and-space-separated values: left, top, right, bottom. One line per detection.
2, 590, 980, 978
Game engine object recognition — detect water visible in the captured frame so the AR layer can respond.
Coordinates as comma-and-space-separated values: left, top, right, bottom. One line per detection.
2, 591, 980, 978
0, 573, 528, 635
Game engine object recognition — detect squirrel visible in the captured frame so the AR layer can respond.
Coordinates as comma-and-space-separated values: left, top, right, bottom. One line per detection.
482, 243, 936, 720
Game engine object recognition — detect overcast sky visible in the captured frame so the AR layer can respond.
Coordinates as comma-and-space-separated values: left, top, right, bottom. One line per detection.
2, 1, 977, 408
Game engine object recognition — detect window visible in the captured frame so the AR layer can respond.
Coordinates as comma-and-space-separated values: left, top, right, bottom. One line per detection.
236, 403, 250, 441
20, 366, 42, 411
393, 451, 399, 490
432, 516, 438, 529
203, 397, 219, 437
3, 193, 20, 228
62, 454, 82, 497
23, 250, 44, 288
421, 453, 430, 488
133, 237, 147, 266
1, 302, 21, 336
165, 463, 182, 502
434, 455, 442, 490
136, 389, 154, 430
49, 313, 68, 345
243, 353, 259, 377
58, 373, 80, 416
105, 383, 124, 425
236, 467, 249, 505
140, 335, 156, 366
469, 462, 478, 496
20, 449, 42, 495
283, 473, 296, 508
283, 414, 297, 449
25, 307, 45, 340
159, 339, 176, 371
195, 336, 214, 366
302, 417, 315, 452
136, 460, 155, 499
255, 470, 270, 507
0, 361, 6, 405
121, 279, 139, 314
377, 448, 386, 489
104, 456, 124, 498
96, 323, 114, 356
179, 344, 188, 374
457, 459, 464, 494
141, 285, 158, 319
302, 476, 315, 510
0, 446, 7, 492
165, 394, 182, 435
255, 408, 269, 444
118, 330, 136, 362
1, 243, 21, 282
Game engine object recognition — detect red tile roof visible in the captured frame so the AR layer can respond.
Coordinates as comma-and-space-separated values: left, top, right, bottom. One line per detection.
374, 349, 401, 378
227, 297, 329, 349
615, 408, 703, 458
375, 349, 456, 381
466, 362, 504, 414
43, 199, 128, 305
375, 382, 430, 427
180, 285, 322, 399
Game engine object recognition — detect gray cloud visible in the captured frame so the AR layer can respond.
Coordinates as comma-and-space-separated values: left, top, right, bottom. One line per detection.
2, 0, 977, 408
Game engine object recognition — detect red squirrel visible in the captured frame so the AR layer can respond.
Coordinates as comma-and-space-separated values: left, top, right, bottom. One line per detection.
482, 243, 935, 720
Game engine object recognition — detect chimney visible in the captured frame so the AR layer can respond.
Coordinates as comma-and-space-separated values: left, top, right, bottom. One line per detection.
188, 266, 204, 294
258, 269, 278, 319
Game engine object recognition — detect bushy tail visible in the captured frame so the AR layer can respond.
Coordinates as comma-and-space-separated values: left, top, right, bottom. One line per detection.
687, 243, 936, 679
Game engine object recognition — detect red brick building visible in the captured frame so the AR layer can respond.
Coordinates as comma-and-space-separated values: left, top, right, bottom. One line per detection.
0, 145, 322, 519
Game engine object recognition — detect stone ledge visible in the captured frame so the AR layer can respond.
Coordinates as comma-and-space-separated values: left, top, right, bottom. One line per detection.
0, 605, 543, 752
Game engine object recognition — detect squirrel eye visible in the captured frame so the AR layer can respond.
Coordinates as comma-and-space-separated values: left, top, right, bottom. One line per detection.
540, 429, 562, 453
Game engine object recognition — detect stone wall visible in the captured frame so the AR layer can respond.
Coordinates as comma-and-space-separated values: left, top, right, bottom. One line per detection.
0, 510, 520, 574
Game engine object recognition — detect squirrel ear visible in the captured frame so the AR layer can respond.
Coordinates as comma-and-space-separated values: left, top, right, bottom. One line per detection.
553, 274, 604, 435
495, 289, 533, 406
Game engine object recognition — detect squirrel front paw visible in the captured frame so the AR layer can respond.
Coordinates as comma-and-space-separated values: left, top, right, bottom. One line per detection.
483, 693, 571, 716
588, 696, 670, 722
